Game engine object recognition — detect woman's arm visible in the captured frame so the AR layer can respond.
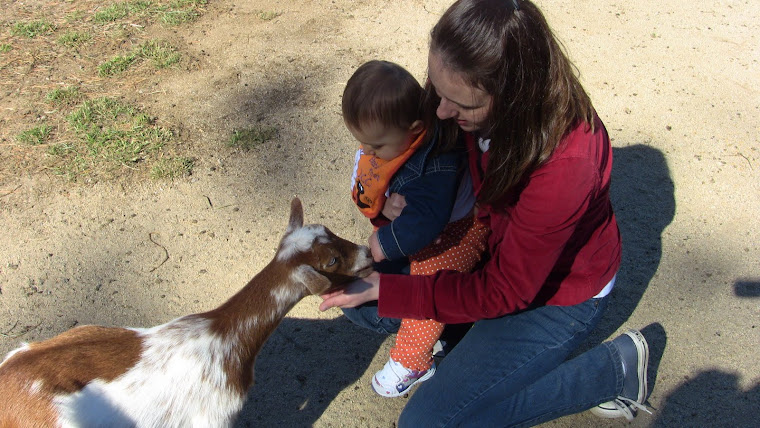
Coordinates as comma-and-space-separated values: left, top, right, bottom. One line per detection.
378, 156, 604, 323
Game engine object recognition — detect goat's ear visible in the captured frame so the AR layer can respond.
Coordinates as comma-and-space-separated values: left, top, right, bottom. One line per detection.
293, 265, 332, 295
286, 198, 304, 235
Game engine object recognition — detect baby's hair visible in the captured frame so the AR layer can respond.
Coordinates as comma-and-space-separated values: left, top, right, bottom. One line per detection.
342, 60, 423, 132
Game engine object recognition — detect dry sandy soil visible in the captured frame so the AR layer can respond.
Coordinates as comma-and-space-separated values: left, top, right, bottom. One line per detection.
1, 0, 758, 427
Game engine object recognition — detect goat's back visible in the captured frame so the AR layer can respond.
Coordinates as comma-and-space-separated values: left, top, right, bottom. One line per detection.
0, 318, 245, 427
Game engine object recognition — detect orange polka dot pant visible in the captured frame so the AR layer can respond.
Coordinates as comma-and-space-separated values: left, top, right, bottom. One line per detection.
389, 215, 490, 371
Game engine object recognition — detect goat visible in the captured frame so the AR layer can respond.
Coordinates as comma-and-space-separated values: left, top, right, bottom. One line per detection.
0, 198, 373, 427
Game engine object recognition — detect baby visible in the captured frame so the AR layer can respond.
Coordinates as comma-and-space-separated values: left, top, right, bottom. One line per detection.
343, 60, 488, 397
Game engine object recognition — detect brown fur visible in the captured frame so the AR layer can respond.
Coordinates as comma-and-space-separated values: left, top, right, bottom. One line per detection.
0, 326, 141, 427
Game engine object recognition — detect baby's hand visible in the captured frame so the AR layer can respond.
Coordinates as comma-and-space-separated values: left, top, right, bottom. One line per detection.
382, 193, 407, 220
368, 231, 385, 262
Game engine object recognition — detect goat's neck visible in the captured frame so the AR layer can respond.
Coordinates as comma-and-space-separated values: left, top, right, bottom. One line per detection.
200, 261, 306, 392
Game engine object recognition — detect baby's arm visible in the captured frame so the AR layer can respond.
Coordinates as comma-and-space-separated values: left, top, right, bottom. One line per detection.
374, 168, 459, 261
367, 193, 406, 261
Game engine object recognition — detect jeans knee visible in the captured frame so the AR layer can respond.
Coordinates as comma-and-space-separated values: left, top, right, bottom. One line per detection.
341, 306, 400, 335
398, 403, 424, 428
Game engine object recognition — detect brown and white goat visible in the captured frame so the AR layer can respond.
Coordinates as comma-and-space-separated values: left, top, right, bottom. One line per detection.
0, 198, 372, 428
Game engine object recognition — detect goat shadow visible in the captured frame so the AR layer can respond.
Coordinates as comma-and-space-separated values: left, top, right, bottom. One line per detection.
576, 143, 675, 349
234, 316, 384, 427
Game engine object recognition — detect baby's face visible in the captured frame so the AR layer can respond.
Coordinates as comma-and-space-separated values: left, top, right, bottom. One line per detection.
347, 122, 416, 161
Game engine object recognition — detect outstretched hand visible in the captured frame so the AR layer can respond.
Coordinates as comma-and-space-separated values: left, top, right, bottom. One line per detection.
319, 272, 381, 311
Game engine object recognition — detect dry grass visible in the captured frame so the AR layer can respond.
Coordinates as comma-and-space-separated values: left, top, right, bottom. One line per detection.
0, 0, 208, 183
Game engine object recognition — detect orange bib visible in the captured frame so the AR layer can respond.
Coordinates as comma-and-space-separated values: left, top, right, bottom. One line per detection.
351, 131, 427, 219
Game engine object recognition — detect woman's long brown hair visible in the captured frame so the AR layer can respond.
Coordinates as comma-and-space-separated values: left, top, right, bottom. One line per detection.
427, 0, 595, 207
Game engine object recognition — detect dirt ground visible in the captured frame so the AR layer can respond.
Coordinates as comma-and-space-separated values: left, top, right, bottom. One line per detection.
1, 0, 758, 427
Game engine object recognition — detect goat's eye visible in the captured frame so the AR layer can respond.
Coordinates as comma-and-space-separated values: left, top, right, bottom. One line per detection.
327, 257, 338, 267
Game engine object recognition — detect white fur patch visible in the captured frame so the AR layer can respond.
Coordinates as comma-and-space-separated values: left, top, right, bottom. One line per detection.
29, 379, 44, 395
351, 248, 372, 273
270, 282, 302, 309
237, 316, 262, 338
276, 225, 328, 261
54, 317, 243, 428
1, 343, 31, 366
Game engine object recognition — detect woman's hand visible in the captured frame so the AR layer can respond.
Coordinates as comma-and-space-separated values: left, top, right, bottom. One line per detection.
381, 193, 407, 220
319, 271, 380, 311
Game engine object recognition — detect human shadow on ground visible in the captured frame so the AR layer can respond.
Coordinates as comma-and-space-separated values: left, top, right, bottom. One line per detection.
579, 144, 676, 351
651, 370, 760, 427
234, 316, 385, 427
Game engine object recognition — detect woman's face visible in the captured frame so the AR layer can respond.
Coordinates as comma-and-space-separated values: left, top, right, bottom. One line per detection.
428, 51, 492, 132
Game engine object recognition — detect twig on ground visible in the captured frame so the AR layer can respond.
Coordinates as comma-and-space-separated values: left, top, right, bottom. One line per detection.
733, 152, 753, 170
1, 320, 42, 339
148, 232, 169, 272
203, 195, 233, 209
0, 185, 22, 198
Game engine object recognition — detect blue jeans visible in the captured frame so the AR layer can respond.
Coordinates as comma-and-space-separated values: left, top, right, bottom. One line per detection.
342, 295, 625, 427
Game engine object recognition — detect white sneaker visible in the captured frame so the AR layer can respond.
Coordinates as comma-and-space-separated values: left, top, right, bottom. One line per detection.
371, 358, 435, 398
591, 329, 652, 420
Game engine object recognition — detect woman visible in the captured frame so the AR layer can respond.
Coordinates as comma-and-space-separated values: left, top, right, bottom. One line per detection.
321, 0, 652, 425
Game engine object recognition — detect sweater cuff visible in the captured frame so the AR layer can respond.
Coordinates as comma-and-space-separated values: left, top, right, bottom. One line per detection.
378, 273, 423, 319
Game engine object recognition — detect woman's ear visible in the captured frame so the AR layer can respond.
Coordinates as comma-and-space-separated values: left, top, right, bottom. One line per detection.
408, 119, 425, 134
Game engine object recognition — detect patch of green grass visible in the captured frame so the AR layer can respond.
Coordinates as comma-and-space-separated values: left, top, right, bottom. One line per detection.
159, 8, 199, 25
65, 10, 88, 23
10, 20, 56, 38
67, 97, 135, 132
93, 1, 155, 23
166, 0, 209, 11
257, 11, 282, 21
0, 44, 11, 53
47, 142, 76, 157
46, 86, 82, 106
98, 52, 140, 76
150, 156, 194, 179
130, 0, 154, 13
93, 0, 207, 26
17, 125, 53, 145
57, 31, 92, 48
98, 39, 180, 76
93, 3, 129, 23
227, 126, 279, 150
170, 0, 208, 5
47, 144, 90, 181
59, 98, 172, 175
139, 40, 181, 68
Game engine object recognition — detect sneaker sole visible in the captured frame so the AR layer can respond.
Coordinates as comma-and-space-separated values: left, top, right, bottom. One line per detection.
371, 366, 436, 398
590, 399, 635, 420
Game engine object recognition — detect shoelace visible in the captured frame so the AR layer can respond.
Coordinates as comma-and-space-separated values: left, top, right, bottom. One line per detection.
609, 397, 653, 421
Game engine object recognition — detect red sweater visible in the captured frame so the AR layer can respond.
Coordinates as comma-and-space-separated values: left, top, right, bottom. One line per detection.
379, 115, 621, 323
